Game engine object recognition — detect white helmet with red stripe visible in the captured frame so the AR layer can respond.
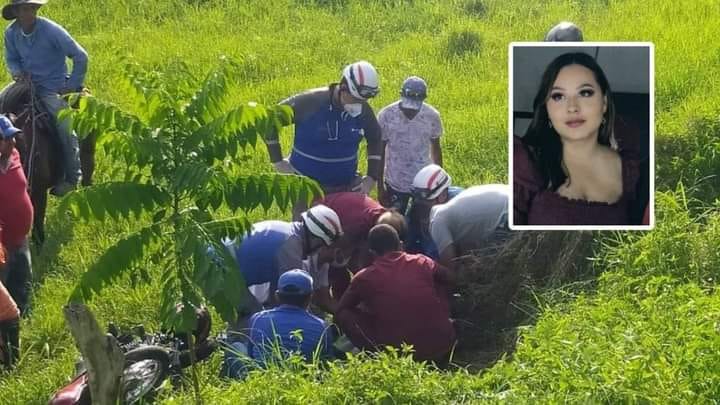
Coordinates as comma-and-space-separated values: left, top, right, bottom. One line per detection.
301, 204, 343, 246
342, 60, 380, 100
412, 164, 452, 201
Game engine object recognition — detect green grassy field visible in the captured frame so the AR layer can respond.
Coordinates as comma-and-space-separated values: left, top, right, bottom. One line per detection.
2, 0, 720, 403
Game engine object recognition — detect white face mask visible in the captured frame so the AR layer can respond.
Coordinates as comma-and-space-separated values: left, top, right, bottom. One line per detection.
343, 103, 363, 118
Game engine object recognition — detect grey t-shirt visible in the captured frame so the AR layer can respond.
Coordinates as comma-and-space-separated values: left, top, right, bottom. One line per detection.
429, 185, 509, 254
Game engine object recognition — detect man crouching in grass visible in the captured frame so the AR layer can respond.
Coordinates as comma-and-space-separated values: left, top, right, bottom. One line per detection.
222, 269, 334, 379
335, 224, 456, 363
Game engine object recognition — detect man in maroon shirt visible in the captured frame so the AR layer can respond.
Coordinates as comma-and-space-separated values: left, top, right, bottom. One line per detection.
319, 192, 386, 245
317, 192, 387, 298
335, 224, 455, 362
0, 115, 33, 315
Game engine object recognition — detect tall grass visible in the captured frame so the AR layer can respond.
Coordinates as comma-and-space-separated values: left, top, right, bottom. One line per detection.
1, 0, 720, 403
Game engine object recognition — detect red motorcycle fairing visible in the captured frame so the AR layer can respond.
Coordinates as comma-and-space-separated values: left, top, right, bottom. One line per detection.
48, 372, 90, 405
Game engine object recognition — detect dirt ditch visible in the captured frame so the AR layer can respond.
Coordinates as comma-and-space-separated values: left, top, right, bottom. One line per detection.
450, 231, 594, 370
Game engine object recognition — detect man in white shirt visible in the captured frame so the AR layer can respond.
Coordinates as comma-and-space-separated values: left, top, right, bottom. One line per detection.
378, 76, 443, 212
411, 165, 510, 270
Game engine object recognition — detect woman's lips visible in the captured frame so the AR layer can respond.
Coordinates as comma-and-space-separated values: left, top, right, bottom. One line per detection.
565, 119, 586, 128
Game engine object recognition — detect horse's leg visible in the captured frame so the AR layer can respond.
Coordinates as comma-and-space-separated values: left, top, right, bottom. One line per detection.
30, 183, 48, 247
79, 130, 96, 187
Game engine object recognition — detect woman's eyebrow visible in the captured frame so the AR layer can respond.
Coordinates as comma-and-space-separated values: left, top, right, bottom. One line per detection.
551, 83, 597, 91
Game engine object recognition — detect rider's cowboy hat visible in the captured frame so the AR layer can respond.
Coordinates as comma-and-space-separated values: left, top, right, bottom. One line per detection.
2, 0, 47, 21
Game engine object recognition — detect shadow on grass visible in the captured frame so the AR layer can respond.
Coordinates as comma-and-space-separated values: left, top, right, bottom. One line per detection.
29, 200, 81, 286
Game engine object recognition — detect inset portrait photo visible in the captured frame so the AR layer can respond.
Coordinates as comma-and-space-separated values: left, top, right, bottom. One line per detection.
509, 43, 654, 230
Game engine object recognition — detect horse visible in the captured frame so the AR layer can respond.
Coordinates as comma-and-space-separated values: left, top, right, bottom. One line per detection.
1, 84, 96, 246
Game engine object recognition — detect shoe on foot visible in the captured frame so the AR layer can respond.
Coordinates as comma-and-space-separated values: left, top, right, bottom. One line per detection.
50, 181, 77, 197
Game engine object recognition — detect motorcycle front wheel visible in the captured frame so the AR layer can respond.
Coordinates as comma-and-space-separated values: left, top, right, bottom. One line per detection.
123, 346, 170, 404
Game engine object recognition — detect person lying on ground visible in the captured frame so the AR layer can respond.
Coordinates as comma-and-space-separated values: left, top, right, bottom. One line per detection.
217, 204, 342, 341
335, 224, 455, 363
263, 61, 383, 219
378, 76, 443, 212
0, 237, 21, 369
0, 115, 32, 316
221, 269, 334, 379
411, 165, 510, 271
1, 0, 88, 196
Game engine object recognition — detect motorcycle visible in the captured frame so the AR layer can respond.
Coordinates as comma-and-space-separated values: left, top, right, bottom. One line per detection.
49, 307, 217, 405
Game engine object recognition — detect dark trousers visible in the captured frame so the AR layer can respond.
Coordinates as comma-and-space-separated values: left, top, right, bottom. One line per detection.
0, 242, 32, 316
0, 318, 20, 368
329, 266, 352, 300
334, 307, 376, 351
384, 182, 412, 214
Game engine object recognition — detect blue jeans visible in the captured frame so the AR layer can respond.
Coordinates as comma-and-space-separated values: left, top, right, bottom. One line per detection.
40, 93, 82, 184
220, 341, 252, 379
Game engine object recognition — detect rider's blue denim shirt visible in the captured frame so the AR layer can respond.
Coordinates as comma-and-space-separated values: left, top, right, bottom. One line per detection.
4, 17, 88, 96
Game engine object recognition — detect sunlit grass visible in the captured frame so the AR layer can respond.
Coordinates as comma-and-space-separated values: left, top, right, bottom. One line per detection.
1, 0, 720, 403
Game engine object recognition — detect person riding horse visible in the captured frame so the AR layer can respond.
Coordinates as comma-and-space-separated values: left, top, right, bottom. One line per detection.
0, 0, 88, 196
0, 0, 96, 246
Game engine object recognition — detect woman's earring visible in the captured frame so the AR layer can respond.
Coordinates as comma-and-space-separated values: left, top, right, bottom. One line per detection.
601, 117, 606, 125
548, 121, 553, 128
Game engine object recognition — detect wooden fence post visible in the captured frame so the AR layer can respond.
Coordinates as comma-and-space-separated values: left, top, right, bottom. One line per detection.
64, 303, 125, 405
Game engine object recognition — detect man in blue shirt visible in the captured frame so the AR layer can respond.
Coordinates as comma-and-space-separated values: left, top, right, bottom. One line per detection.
264, 61, 383, 218
1, 0, 88, 195
221, 204, 342, 341
221, 269, 334, 379
249, 270, 333, 363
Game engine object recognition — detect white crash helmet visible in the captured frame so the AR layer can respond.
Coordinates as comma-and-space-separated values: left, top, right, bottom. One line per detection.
301, 204, 343, 246
341, 60, 380, 100
411, 164, 451, 201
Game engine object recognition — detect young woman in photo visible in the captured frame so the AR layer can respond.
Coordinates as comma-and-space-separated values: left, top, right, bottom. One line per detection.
514, 52, 641, 226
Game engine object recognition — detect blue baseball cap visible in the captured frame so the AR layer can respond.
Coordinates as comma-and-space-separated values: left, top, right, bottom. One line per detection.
399, 76, 427, 111
0, 115, 20, 139
277, 269, 313, 295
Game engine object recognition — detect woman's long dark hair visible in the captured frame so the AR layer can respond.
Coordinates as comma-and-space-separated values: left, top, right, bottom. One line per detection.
522, 52, 616, 191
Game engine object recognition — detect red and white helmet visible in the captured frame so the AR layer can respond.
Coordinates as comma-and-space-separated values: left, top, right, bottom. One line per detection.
301, 204, 343, 246
412, 164, 452, 201
342, 61, 380, 100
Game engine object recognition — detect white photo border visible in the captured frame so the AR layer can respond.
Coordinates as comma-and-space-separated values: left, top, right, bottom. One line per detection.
508, 42, 655, 231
